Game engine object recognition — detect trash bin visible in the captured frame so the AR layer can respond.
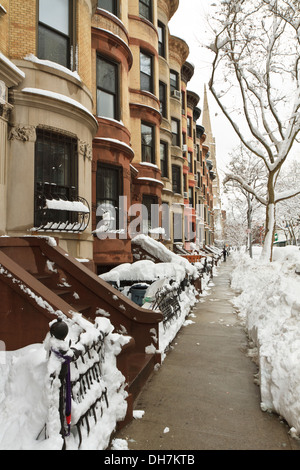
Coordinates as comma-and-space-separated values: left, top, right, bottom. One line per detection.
130, 283, 149, 307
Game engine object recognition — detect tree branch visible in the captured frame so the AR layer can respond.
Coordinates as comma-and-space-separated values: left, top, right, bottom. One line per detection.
223, 173, 268, 205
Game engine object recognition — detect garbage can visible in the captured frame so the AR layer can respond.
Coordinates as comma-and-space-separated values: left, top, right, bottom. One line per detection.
130, 283, 149, 307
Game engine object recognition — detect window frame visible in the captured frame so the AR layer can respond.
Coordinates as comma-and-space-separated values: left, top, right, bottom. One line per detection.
170, 69, 179, 94
141, 121, 156, 164
158, 21, 166, 57
160, 140, 168, 178
139, 0, 153, 22
96, 163, 123, 229
34, 127, 78, 227
140, 50, 154, 94
172, 164, 181, 194
97, 0, 118, 16
171, 118, 180, 147
96, 54, 120, 120
159, 81, 167, 118
37, 0, 76, 71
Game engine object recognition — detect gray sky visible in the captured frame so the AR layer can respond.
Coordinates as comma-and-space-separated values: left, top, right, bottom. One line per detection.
169, 0, 239, 175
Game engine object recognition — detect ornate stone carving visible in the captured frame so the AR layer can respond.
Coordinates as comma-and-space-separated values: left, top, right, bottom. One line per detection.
0, 102, 13, 121
79, 140, 92, 161
9, 125, 36, 142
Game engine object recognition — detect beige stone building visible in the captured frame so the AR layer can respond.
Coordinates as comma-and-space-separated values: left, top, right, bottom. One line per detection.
0, 0, 98, 265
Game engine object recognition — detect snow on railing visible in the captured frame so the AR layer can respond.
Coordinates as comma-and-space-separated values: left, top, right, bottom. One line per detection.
42, 314, 130, 450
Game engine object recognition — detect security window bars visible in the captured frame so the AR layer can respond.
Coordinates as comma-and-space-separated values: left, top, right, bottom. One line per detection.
141, 122, 155, 164
34, 128, 78, 227
97, 55, 119, 120
38, 0, 75, 70
140, 51, 153, 93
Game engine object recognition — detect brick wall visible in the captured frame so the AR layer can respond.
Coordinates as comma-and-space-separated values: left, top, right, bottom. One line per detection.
9, 0, 36, 59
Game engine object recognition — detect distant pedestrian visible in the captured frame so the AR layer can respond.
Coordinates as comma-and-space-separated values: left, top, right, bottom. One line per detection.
222, 246, 227, 262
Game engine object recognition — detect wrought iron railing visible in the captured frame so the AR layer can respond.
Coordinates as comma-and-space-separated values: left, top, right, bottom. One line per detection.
34, 182, 90, 233
47, 318, 109, 449
152, 282, 182, 328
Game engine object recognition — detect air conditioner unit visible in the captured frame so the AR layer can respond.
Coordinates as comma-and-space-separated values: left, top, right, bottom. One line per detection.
183, 192, 188, 199
171, 90, 181, 100
182, 144, 187, 152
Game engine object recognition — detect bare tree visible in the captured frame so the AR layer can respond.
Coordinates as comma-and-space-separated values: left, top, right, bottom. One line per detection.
224, 143, 267, 256
207, 0, 300, 261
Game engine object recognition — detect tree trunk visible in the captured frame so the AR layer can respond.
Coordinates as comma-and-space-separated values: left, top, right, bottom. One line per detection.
260, 175, 276, 262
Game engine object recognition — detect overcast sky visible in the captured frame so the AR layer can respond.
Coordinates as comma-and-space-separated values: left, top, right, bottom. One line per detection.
169, 0, 240, 175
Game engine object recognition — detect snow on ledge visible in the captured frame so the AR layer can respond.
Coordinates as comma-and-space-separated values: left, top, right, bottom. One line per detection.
21, 88, 97, 123
45, 199, 89, 213
0, 52, 25, 79
24, 54, 81, 82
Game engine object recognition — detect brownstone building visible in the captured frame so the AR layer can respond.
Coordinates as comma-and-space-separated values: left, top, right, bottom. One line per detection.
0, 0, 218, 272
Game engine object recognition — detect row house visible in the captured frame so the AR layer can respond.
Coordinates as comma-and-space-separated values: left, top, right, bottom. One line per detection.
0, 0, 218, 275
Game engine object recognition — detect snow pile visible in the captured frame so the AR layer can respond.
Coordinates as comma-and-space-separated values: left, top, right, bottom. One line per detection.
230, 246, 300, 435
132, 235, 199, 279
0, 315, 129, 450
100, 259, 187, 285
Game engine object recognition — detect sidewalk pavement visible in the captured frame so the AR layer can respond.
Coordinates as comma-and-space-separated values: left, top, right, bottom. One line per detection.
112, 259, 300, 451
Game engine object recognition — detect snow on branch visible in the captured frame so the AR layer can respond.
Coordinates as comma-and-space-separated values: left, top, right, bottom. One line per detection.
275, 187, 300, 203
223, 173, 268, 205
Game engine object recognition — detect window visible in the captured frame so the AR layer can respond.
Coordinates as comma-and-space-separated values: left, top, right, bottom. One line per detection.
171, 119, 180, 147
172, 165, 181, 194
160, 141, 168, 178
188, 152, 193, 173
187, 116, 192, 137
97, 55, 119, 119
142, 194, 158, 232
139, 0, 152, 22
34, 128, 78, 226
170, 70, 179, 94
97, 0, 118, 15
189, 187, 194, 207
38, 0, 75, 70
140, 51, 153, 93
141, 122, 155, 164
96, 164, 122, 229
158, 22, 165, 57
159, 81, 167, 118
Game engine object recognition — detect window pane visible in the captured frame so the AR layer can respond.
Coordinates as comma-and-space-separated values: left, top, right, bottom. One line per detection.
140, 73, 151, 92
39, 0, 69, 34
97, 90, 115, 118
139, 0, 151, 21
141, 123, 153, 146
140, 52, 151, 76
98, 0, 116, 14
38, 25, 69, 67
97, 58, 116, 93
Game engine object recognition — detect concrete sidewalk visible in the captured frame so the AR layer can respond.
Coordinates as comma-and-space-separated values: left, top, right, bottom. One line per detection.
113, 259, 300, 450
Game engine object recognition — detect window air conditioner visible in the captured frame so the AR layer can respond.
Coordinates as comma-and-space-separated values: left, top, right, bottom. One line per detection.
171, 90, 181, 99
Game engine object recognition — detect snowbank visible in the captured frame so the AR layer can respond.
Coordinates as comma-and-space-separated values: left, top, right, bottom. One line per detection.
230, 246, 300, 436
